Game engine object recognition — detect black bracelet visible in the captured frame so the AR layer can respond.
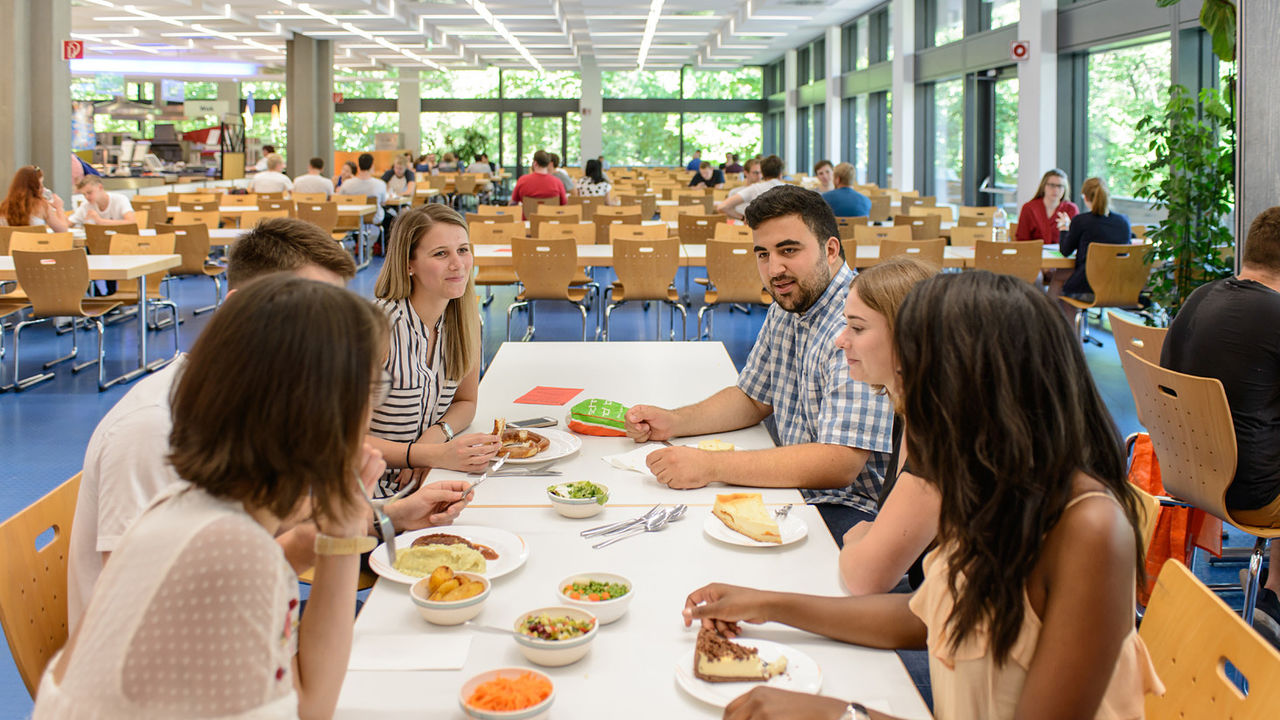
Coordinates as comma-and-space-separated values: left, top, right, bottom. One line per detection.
404, 442, 413, 469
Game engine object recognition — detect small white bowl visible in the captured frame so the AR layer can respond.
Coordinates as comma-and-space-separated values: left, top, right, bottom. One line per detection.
512, 606, 598, 667
546, 482, 609, 519
458, 667, 555, 720
555, 572, 634, 625
410, 572, 490, 626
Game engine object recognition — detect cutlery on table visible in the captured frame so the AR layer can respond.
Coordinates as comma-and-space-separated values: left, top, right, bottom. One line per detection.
485, 469, 563, 477
592, 508, 674, 549
774, 504, 793, 520
462, 620, 520, 637
465, 455, 507, 493
580, 504, 663, 538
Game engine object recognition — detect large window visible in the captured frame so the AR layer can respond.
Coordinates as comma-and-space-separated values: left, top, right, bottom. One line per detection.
983, 0, 1019, 30
993, 77, 1019, 213
420, 112, 499, 159
933, 0, 965, 47
933, 78, 964, 205
603, 70, 680, 98
421, 68, 499, 99
884, 90, 893, 188
846, 95, 869, 183
1086, 39, 1171, 200
503, 70, 581, 99
184, 82, 217, 100
684, 113, 763, 163
333, 112, 397, 152
334, 69, 397, 99
602, 113, 680, 166
682, 68, 763, 100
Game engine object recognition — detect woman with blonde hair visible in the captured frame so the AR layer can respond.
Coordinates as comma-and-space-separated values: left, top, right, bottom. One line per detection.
0, 166, 70, 230
1057, 177, 1133, 307
368, 204, 497, 497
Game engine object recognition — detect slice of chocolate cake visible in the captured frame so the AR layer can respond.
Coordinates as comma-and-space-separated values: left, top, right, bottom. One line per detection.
693, 626, 788, 683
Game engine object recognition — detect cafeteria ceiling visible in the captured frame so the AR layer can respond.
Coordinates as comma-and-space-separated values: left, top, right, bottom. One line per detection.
71, 0, 881, 76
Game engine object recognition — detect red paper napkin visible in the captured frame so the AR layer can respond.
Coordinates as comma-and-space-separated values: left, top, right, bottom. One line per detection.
514, 386, 583, 406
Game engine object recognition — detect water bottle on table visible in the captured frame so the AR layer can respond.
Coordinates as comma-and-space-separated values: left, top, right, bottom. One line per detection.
992, 205, 1008, 242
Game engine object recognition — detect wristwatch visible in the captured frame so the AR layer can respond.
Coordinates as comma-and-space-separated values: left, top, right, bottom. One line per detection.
841, 702, 871, 720
314, 534, 377, 555
438, 421, 456, 442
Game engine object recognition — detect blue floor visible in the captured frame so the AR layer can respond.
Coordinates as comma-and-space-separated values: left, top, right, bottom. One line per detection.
0, 257, 1249, 716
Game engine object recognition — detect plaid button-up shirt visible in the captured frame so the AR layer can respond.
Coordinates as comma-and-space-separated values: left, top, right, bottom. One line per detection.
736, 263, 893, 514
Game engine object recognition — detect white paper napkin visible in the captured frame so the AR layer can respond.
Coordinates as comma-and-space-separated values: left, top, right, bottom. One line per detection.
347, 632, 472, 671
601, 443, 669, 473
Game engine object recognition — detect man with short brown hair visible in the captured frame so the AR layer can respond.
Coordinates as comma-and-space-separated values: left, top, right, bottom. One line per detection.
509, 150, 566, 206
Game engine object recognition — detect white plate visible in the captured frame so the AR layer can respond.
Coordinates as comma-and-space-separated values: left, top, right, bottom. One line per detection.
368, 525, 529, 584
703, 512, 808, 548
674, 638, 822, 708
503, 427, 582, 465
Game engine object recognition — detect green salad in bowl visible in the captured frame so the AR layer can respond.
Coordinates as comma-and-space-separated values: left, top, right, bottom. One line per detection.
546, 481, 609, 518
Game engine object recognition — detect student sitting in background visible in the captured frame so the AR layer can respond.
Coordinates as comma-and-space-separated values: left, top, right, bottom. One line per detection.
822, 162, 872, 219
722, 153, 745, 175
574, 159, 613, 199
336, 153, 387, 227
380, 156, 417, 200
336, 160, 357, 189
69, 175, 136, 227
813, 159, 836, 193
437, 152, 459, 172
253, 144, 276, 172
685, 271, 1162, 720
292, 157, 335, 198
716, 155, 784, 220
249, 154, 294, 195
1016, 168, 1077, 245
0, 166, 69, 231
548, 153, 574, 194
509, 150, 566, 208
1053, 177, 1131, 313
465, 154, 492, 176
688, 161, 725, 189
416, 153, 437, 174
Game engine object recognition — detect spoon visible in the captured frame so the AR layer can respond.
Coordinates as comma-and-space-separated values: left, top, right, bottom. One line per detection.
665, 504, 688, 522
581, 504, 663, 538
592, 509, 671, 549
462, 620, 519, 637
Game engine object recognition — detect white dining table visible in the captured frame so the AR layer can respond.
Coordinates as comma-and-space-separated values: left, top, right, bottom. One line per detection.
334, 341, 931, 719
70, 227, 243, 246
163, 203, 377, 216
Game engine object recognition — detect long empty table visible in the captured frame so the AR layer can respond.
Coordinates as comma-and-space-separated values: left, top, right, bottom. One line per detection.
334, 342, 931, 719
69, 227, 243, 248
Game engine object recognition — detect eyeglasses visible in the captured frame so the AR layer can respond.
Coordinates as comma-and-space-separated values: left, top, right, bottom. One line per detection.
372, 368, 392, 407
1045, 182, 1066, 189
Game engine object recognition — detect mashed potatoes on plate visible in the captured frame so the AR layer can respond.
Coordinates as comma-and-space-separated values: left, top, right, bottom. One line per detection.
394, 544, 487, 577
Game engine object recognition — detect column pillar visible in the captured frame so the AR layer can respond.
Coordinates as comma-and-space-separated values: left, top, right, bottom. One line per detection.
285, 35, 333, 177
398, 77, 420, 155
783, 49, 798, 171
890, 0, 915, 191
825, 25, 843, 164
1238, 1, 1280, 262
0, 0, 71, 199
1016, 0, 1057, 203
579, 57, 603, 163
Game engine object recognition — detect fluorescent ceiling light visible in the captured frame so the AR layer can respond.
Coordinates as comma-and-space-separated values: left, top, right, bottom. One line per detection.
69, 58, 258, 77
460, 0, 544, 72
636, 0, 664, 70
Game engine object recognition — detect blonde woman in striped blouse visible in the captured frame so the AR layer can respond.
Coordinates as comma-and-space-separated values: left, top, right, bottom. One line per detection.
368, 204, 498, 498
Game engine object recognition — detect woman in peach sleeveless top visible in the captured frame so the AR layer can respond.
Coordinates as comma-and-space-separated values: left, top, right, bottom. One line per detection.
683, 271, 1163, 720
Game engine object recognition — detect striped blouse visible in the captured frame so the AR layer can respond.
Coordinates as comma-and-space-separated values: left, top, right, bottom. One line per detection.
370, 297, 459, 497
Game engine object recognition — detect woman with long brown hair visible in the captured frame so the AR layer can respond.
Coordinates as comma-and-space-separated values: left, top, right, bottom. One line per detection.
0, 166, 70, 231
1014, 168, 1076, 245
36, 275, 389, 719
683, 271, 1162, 719
367, 204, 497, 497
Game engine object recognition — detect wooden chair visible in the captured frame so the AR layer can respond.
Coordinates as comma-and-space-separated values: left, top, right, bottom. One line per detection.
507, 236, 595, 341
178, 200, 219, 213
867, 194, 892, 223
158, 223, 225, 314
958, 206, 997, 219
714, 223, 752, 242
609, 223, 668, 243
1134, 484, 1161, 551
171, 211, 220, 230
698, 239, 770, 338
1120, 351, 1280, 626
957, 215, 993, 228
529, 206, 582, 238
291, 192, 329, 204
521, 196, 561, 220
104, 234, 180, 352
836, 216, 869, 240
10, 232, 74, 254
973, 240, 1043, 284
453, 175, 481, 211
619, 194, 658, 220
474, 204, 519, 217
1133, 224, 1148, 239
1108, 311, 1166, 367
471, 220, 526, 306
238, 209, 290, 229
910, 205, 955, 222
606, 237, 686, 340
128, 196, 167, 229
257, 191, 286, 201
948, 226, 993, 247
880, 238, 945, 269
256, 199, 295, 216
537, 221, 595, 247
0, 226, 48, 255
221, 193, 258, 206
674, 191, 714, 213
567, 195, 604, 222
9, 249, 122, 390
900, 195, 936, 214
677, 214, 724, 245
467, 211, 517, 225
1141, 560, 1280, 719
295, 201, 339, 233
853, 224, 912, 249
171, 192, 216, 205
0, 472, 81, 696
659, 204, 703, 223
82, 223, 140, 255
894, 214, 942, 240
1060, 244, 1152, 346
841, 238, 860, 268
594, 212, 643, 245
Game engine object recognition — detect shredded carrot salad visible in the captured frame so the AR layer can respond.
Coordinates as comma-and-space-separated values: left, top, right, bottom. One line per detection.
466, 672, 552, 711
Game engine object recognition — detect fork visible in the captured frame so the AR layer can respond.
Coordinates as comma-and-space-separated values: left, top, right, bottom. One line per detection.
774, 504, 793, 520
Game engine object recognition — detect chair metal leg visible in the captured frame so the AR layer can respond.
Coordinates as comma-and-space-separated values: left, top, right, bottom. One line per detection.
482, 286, 494, 308
505, 300, 529, 341
577, 303, 589, 341
151, 299, 181, 362
1242, 537, 1269, 626
603, 302, 621, 341
672, 302, 688, 341
44, 317, 79, 370
13, 318, 55, 391
697, 305, 712, 340
194, 274, 222, 315
522, 303, 536, 342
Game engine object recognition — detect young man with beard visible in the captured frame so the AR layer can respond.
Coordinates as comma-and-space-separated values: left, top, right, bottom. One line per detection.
625, 185, 894, 540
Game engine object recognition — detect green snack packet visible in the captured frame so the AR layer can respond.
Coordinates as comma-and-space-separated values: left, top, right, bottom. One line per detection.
568, 398, 629, 437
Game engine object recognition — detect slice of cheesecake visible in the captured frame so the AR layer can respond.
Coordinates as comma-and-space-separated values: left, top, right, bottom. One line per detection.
697, 438, 736, 452
693, 626, 787, 683
713, 493, 781, 544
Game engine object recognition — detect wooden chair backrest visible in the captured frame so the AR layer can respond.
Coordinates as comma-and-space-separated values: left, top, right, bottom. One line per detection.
179, 200, 219, 213
867, 194, 892, 223
221, 193, 258, 206
900, 195, 922, 214
11, 249, 93, 317
295, 202, 339, 233
566, 195, 604, 221
677, 213, 725, 244
841, 238, 858, 267
1108, 312, 1167, 367
1132, 224, 1148, 239
291, 192, 328, 203
879, 238, 945, 269
618, 195, 657, 219
521, 196, 561, 219
0, 225, 47, 255
238, 210, 290, 228
1118, 350, 1237, 523
455, 176, 479, 194
469, 220, 524, 245
1141, 560, 1280, 719
537, 221, 595, 246
911, 204, 954, 222
474, 205, 517, 217
156, 223, 213, 275
958, 205, 997, 219
594, 212, 643, 244
170, 192, 216, 205
675, 192, 714, 213
256, 199, 295, 215
612, 237, 680, 300
836, 216, 869, 240
531, 205, 581, 220
108, 233, 175, 295
659, 204, 703, 223
705, 239, 767, 305
82, 223, 139, 255
129, 197, 167, 228
1084, 244, 1152, 308
131, 209, 150, 230
511, 236, 579, 299
948, 226, 993, 247
467, 212, 517, 224
427, 175, 449, 191
610, 223, 668, 243
957, 215, 993, 228
973, 239, 1042, 284
714, 223, 753, 242
854, 224, 912, 248
1132, 483, 1161, 551
0, 472, 81, 697
10, 232, 74, 254
596, 205, 642, 218
894, 213, 942, 240
172, 211, 220, 230
256, 191, 285, 201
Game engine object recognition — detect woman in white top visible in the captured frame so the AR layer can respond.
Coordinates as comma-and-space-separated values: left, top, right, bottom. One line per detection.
574, 158, 613, 199
35, 275, 391, 720
368, 204, 498, 497
0, 165, 69, 231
